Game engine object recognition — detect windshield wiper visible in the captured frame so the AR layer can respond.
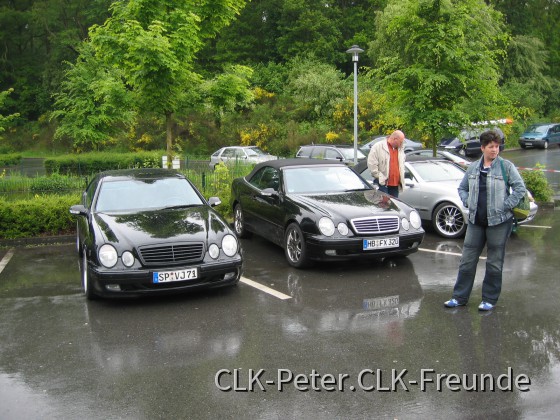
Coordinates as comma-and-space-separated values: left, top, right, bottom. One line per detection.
163, 204, 202, 210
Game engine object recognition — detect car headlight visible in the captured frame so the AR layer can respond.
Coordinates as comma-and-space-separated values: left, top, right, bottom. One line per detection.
221, 235, 238, 257
208, 243, 220, 259
122, 251, 135, 267
98, 244, 118, 268
318, 217, 335, 236
409, 210, 422, 229
337, 222, 349, 236
401, 218, 410, 231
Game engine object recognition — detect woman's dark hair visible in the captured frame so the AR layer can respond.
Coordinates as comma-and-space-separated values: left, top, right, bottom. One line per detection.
480, 130, 501, 147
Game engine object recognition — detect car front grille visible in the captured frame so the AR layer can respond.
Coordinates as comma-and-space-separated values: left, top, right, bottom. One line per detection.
351, 216, 400, 234
138, 242, 205, 266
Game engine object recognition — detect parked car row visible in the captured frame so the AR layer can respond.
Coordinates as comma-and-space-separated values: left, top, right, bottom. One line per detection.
72, 125, 545, 299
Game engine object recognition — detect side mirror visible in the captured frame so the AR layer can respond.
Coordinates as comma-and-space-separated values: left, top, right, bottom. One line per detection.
208, 197, 222, 207
261, 188, 279, 197
69, 204, 88, 216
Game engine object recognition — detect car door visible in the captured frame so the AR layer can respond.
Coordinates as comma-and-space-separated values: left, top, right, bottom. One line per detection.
244, 166, 284, 241
550, 124, 560, 145
220, 147, 236, 164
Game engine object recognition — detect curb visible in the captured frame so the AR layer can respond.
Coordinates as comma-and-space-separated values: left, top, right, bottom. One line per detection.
0, 235, 75, 248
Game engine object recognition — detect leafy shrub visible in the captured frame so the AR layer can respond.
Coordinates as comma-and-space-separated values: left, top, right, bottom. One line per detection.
0, 153, 22, 166
521, 165, 554, 202
44, 151, 163, 175
0, 194, 80, 239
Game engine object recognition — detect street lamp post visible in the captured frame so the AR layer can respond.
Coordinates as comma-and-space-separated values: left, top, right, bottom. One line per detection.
346, 45, 364, 165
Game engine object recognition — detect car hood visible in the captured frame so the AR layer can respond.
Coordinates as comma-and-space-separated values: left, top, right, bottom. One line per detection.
520, 131, 545, 138
290, 190, 404, 220
93, 206, 230, 247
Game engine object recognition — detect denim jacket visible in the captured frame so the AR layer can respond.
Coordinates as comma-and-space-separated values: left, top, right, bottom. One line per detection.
458, 156, 526, 226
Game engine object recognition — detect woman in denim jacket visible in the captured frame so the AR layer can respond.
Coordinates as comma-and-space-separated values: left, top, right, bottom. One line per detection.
444, 130, 526, 311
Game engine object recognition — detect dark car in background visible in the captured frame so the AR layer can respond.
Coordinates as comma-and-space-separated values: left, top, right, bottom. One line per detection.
70, 168, 242, 299
295, 144, 366, 166
231, 159, 424, 268
518, 123, 560, 149
438, 127, 505, 157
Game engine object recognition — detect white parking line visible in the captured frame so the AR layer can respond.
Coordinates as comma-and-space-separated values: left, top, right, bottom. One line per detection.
0, 249, 15, 274
419, 247, 487, 260
518, 225, 552, 229
240, 276, 292, 300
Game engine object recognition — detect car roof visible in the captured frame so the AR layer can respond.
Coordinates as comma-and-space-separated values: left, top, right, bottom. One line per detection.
95, 168, 184, 181
246, 158, 346, 177
299, 144, 355, 148
353, 155, 447, 174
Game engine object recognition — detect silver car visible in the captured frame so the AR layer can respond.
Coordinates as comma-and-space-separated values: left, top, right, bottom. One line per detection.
209, 146, 277, 169
354, 157, 538, 238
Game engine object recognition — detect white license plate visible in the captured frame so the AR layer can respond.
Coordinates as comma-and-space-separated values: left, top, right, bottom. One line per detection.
525, 142, 532, 146
363, 295, 400, 310
153, 268, 198, 283
363, 237, 399, 250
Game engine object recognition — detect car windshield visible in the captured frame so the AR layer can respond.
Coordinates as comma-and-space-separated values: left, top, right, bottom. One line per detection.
527, 125, 550, 134
283, 166, 369, 193
409, 161, 465, 182
96, 178, 203, 212
246, 147, 268, 156
338, 148, 366, 159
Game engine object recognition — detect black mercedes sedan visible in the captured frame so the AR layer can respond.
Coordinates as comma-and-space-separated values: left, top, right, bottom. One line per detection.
231, 159, 424, 268
70, 169, 242, 299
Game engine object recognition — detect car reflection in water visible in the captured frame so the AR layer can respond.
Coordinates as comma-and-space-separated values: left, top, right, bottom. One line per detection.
80, 297, 243, 374
279, 257, 423, 341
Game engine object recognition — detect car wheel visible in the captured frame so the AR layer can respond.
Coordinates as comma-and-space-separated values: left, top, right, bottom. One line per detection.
233, 204, 251, 238
520, 143, 526, 149
432, 202, 466, 239
81, 252, 98, 300
543, 140, 549, 150
284, 223, 309, 268
458, 148, 466, 156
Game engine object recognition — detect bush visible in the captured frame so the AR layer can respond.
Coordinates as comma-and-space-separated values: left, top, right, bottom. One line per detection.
44, 151, 162, 175
0, 153, 22, 166
521, 165, 554, 202
0, 194, 80, 239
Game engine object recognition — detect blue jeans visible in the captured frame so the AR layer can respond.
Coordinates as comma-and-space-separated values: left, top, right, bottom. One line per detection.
374, 180, 399, 198
452, 218, 513, 305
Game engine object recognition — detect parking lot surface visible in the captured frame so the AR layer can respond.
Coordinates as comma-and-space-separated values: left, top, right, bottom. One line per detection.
0, 206, 558, 418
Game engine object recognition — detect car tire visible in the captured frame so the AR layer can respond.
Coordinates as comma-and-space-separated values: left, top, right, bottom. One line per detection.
284, 223, 309, 268
233, 204, 251, 238
432, 202, 466, 239
542, 140, 549, 150
458, 148, 466, 156
81, 252, 98, 300
520, 143, 526, 149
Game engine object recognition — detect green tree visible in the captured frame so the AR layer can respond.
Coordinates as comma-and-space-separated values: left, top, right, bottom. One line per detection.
369, 0, 508, 153
53, 0, 248, 163
52, 44, 136, 151
0, 88, 19, 137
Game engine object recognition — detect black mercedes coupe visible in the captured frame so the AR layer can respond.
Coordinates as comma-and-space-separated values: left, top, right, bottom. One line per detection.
231, 159, 424, 268
70, 168, 242, 299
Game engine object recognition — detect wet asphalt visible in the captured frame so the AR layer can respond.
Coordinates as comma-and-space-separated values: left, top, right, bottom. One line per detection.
1, 149, 559, 418
0, 207, 558, 419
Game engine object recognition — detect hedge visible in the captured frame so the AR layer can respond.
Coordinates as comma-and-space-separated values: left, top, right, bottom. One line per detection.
0, 153, 22, 166
44, 151, 162, 175
0, 194, 80, 239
